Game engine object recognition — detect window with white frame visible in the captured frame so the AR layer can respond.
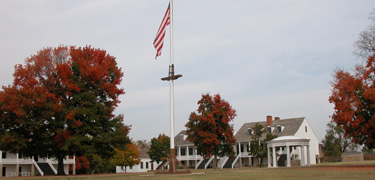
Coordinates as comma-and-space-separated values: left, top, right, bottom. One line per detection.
189, 148, 193, 155
181, 148, 186, 156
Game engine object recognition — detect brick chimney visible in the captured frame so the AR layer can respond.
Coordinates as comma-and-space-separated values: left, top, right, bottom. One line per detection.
267, 115, 273, 126
275, 117, 280, 121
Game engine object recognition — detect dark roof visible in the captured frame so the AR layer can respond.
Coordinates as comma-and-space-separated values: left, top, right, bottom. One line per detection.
235, 117, 305, 142
140, 146, 150, 158
174, 130, 194, 146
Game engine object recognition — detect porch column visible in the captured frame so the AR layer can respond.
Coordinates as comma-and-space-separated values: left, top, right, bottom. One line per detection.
16, 164, 19, 177
186, 146, 190, 167
16, 153, 19, 176
248, 141, 252, 166
195, 148, 197, 166
267, 146, 271, 168
73, 155, 76, 175
178, 146, 181, 160
286, 145, 291, 167
238, 143, 242, 167
31, 164, 35, 176
300, 145, 305, 166
272, 146, 277, 167
306, 145, 310, 165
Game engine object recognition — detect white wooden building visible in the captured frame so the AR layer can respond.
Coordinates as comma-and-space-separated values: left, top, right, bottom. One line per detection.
0, 151, 75, 177
234, 116, 320, 168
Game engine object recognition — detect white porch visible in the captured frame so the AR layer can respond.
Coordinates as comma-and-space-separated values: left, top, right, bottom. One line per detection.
0, 151, 75, 177
267, 136, 310, 168
176, 145, 202, 168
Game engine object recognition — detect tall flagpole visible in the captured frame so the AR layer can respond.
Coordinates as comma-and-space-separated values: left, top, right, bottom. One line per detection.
169, 0, 175, 152
159, 0, 189, 174
160, 0, 182, 173
168, 0, 176, 173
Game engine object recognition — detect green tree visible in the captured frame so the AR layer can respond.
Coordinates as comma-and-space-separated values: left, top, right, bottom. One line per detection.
185, 93, 236, 169
0, 46, 130, 175
322, 121, 358, 159
83, 115, 131, 174
148, 134, 170, 164
248, 123, 277, 168
111, 142, 141, 173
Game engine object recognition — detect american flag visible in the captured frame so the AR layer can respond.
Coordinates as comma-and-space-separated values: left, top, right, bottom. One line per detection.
153, 4, 170, 59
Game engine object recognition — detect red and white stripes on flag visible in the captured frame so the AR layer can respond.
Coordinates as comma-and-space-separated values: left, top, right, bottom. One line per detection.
153, 4, 170, 59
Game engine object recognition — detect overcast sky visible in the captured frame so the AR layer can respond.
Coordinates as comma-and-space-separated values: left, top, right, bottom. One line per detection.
1, 0, 375, 143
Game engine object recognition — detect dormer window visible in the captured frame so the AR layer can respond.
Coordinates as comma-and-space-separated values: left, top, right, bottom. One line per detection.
276, 125, 284, 133
247, 128, 252, 135
268, 127, 273, 133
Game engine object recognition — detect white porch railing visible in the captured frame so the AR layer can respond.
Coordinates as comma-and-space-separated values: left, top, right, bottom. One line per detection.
177, 155, 202, 161
1, 157, 33, 164
232, 155, 241, 168
220, 156, 229, 169
195, 158, 204, 169
204, 156, 214, 169
240, 152, 249, 157
19, 172, 31, 176
46, 159, 58, 175
32, 159, 44, 176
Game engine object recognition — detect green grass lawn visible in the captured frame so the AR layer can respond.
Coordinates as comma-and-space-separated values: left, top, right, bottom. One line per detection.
7, 161, 375, 180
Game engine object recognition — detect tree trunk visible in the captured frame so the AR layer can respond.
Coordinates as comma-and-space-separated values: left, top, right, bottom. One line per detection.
213, 155, 217, 169
259, 157, 263, 168
258, 157, 261, 168
57, 154, 66, 175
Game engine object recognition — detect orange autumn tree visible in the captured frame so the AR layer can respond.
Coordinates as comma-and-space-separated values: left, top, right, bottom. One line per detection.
0, 46, 130, 175
185, 93, 236, 169
111, 143, 141, 173
329, 51, 375, 149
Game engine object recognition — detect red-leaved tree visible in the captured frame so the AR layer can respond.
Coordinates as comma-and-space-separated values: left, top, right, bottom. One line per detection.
329, 52, 375, 149
185, 93, 236, 168
0, 46, 130, 175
